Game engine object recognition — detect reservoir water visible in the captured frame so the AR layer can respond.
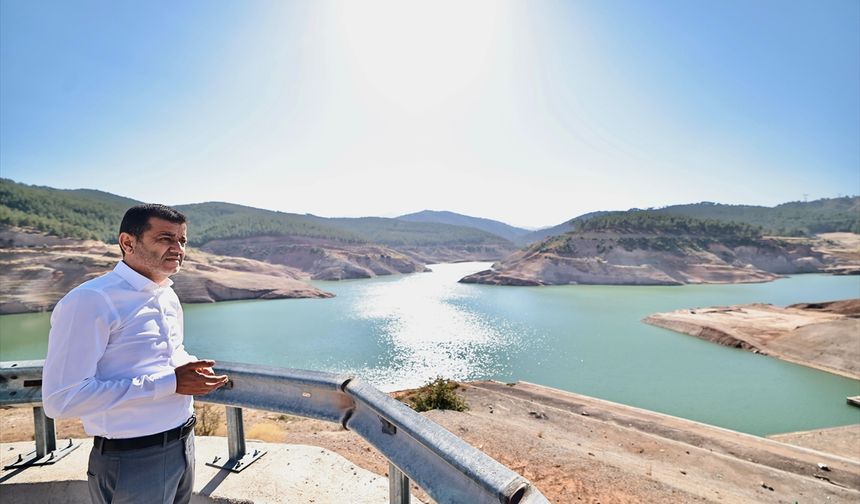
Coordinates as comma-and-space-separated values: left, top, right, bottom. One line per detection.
1, 262, 858, 436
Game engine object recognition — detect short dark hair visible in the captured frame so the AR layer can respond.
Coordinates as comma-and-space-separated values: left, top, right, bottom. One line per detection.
119, 204, 186, 239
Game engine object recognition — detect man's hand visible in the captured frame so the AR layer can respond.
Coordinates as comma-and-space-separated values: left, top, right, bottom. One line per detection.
175, 360, 229, 396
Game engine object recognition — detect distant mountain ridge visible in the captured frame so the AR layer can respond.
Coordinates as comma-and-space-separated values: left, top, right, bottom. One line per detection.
397, 210, 530, 243
0, 179, 511, 248
1, 178, 857, 250
0, 178, 517, 281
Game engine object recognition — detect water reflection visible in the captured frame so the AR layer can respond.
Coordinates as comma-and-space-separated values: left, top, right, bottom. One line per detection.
348, 263, 525, 390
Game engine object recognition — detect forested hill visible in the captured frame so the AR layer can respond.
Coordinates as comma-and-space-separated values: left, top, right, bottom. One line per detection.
397, 210, 531, 243
525, 212, 766, 258
544, 211, 766, 253
647, 198, 860, 236
174, 202, 367, 245
521, 211, 610, 244
325, 216, 511, 246
528, 198, 859, 245
0, 178, 138, 242
0, 179, 511, 247
460, 211, 832, 287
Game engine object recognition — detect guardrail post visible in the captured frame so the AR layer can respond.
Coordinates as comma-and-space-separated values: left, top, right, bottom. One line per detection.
33, 406, 56, 458
389, 462, 411, 504
2, 405, 79, 469
204, 405, 266, 473
226, 406, 245, 461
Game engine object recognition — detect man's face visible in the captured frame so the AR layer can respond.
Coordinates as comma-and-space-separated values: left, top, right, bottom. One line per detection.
120, 217, 188, 284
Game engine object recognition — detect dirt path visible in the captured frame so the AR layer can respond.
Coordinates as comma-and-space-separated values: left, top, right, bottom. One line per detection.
3, 381, 858, 503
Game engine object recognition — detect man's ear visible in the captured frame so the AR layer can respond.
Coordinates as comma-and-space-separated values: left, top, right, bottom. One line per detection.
119, 232, 136, 255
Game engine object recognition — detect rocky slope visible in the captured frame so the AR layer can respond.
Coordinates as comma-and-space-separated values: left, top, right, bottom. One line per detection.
394, 244, 516, 264
199, 236, 432, 280
461, 232, 833, 286
0, 226, 332, 314
808, 232, 860, 275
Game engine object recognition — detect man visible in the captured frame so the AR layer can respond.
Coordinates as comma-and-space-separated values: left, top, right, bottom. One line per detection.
42, 204, 229, 504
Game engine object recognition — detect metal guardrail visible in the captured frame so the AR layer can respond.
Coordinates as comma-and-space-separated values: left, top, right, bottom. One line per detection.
0, 360, 550, 504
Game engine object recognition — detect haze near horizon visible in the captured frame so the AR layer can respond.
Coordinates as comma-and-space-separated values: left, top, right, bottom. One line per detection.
1, 0, 858, 228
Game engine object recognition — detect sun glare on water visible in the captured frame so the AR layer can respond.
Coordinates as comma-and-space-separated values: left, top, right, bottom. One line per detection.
349, 263, 525, 391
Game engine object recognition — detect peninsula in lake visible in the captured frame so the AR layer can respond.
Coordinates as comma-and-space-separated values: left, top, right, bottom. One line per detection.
644, 299, 860, 379
460, 210, 860, 286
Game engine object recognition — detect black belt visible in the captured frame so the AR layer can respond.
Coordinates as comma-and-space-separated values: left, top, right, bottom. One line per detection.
94, 415, 196, 453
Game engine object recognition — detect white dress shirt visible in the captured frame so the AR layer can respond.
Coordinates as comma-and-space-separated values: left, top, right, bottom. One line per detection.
42, 261, 196, 439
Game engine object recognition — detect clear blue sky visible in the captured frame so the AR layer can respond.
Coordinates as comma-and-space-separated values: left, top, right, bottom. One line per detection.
1, 0, 858, 228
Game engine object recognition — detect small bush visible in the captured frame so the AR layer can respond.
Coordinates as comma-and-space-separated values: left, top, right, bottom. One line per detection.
404, 377, 468, 413
194, 403, 223, 436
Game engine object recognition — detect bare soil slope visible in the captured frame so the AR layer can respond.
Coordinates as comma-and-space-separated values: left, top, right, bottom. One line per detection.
460, 233, 830, 286
808, 232, 860, 275
200, 236, 431, 280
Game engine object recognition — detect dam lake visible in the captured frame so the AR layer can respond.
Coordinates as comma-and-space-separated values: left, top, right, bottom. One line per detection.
1, 262, 858, 436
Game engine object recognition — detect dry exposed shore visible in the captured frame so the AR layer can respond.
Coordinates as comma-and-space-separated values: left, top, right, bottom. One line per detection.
643, 299, 860, 379
461, 232, 859, 287
3, 381, 858, 503
0, 226, 333, 314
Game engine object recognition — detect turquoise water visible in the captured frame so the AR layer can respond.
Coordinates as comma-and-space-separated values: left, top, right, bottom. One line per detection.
1, 262, 858, 436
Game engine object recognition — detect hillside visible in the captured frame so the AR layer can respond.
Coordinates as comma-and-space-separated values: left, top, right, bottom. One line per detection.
520, 210, 610, 244
0, 178, 135, 242
0, 179, 513, 249
652, 198, 860, 235
0, 179, 516, 278
397, 210, 530, 244
198, 237, 431, 280
520, 197, 860, 248
175, 202, 367, 246
461, 212, 832, 286
0, 226, 333, 314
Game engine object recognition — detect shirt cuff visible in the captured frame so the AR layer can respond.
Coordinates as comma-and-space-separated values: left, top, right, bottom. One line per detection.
152, 369, 178, 400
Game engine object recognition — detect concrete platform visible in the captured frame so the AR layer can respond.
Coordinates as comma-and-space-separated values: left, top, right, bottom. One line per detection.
0, 437, 424, 503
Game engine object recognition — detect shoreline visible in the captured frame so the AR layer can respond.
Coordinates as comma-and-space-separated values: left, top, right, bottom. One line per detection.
1, 269, 854, 316
643, 299, 860, 380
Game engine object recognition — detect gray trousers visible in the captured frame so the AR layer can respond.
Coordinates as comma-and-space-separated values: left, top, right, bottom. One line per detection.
87, 432, 195, 504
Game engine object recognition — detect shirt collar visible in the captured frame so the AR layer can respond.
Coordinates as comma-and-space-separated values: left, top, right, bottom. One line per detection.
114, 261, 174, 291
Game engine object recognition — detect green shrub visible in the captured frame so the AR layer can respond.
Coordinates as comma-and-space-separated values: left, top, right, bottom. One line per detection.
405, 377, 468, 412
